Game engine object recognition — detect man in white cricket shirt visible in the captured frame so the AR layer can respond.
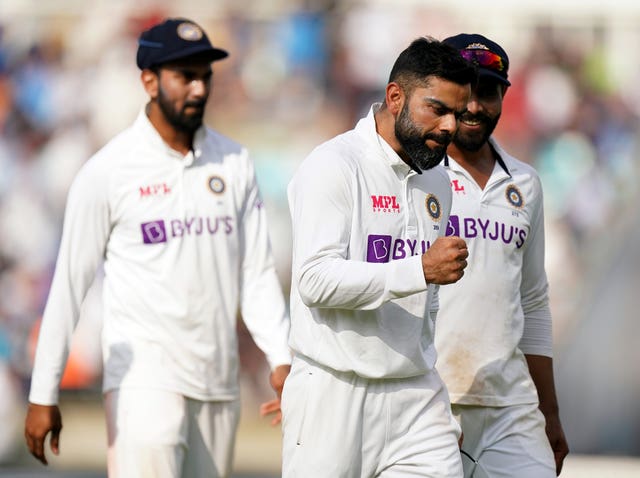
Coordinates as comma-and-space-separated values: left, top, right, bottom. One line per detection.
24, 18, 291, 478
283, 37, 477, 477
435, 33, 570, 477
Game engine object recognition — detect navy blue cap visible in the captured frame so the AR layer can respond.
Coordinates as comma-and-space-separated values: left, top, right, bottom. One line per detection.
443, 33, 510, 86
136, 18, 228, 70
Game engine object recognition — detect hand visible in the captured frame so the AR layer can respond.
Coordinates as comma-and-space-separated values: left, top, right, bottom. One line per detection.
544, 412, 569, 475
422, 236, 468, 285
24, 403, 63, 465
259, 364, 291, 426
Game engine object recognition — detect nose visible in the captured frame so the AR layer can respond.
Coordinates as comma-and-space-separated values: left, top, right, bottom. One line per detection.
440, 112, 458, 135
466, 92, 482, 114
190, 78, 209, 99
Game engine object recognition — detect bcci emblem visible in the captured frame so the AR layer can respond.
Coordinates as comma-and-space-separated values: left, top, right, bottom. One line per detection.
208, 175, 225, 194
505, 184, 524, 209
177, 22, 204, 41
425, 194, 442, 221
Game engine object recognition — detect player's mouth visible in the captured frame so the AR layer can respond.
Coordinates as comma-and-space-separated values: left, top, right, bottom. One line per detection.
425, 132, 451, 148
460, 113, 489, 129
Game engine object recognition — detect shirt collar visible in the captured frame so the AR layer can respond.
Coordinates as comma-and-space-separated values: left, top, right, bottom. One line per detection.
134, 108, 206, 165
443, 137, 514, 177
357, 103, 420, 180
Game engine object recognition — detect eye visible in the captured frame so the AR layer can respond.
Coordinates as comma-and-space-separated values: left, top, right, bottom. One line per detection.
430, 104, 448, 117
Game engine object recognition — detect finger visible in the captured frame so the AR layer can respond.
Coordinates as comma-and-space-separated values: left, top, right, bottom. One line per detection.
30, 438, 47, 465
50, 429, 60, 456
259, 399, 281, 416
270, 411, 282, 426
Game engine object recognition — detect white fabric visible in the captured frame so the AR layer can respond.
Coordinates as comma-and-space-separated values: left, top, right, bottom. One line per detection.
29, 110, 291, 405
453, 403, 555, 478
435, 138, 552, 407
287, 104, 452, 379
105, 389, 241, 478
282, 355, 463, 477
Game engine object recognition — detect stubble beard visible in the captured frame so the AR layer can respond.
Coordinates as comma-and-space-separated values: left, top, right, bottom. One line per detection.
157, 86, 206, 134
453, 112, 500, 152
395, 103, 451, 171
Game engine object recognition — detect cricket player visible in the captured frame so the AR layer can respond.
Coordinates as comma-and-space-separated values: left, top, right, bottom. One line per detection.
435, 33, 569, 477
24, 18, 291, 478
283, 37, 477, 477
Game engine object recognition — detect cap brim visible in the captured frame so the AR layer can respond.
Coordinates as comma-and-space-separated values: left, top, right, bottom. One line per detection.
152, 45, 229, 67
478, 68, 510, 86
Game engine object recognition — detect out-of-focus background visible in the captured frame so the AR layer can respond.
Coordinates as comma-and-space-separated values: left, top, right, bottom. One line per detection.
1, 0, 639, 477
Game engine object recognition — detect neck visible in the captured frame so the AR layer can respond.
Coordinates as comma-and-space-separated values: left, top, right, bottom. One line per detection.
447, 141, 496, 189
146, 102, 194, 156
374, 105, 415, 168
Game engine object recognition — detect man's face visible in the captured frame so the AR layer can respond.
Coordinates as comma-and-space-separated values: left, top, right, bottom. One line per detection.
394, 77, 470, 171
453, 76, 505, 152
156, 59, 213, 133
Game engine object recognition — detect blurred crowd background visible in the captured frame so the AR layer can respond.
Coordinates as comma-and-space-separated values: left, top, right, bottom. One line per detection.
1, 0, 640, 472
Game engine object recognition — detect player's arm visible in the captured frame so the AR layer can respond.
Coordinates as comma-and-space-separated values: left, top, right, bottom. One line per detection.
525, 355, 568, 475
519, 177, 568, 475
25, 158, 111, 464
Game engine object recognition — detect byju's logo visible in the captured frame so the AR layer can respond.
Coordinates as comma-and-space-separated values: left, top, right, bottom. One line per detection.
446, 215, 527, 248
367, 235, 392, 262
141, 220, 167, 244
366, 234, 432, 263
141, 216, 234, 245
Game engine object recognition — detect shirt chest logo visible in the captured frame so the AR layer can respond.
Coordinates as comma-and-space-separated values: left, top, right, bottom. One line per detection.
451, 179, 466, 194
371, 195, 400, 213
139, 183, 172, 197
208, 175, 226, 194
505, 184, 524, 209
425, 194, 442, 221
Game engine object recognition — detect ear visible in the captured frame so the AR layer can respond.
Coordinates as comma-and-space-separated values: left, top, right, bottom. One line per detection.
385, 82, 405, 116
141, 69, 159, 99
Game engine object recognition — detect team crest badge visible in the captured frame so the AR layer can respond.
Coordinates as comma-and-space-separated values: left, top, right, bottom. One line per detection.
505, 184, 524, 208
177, 22, 204, 41
208, 175, 225, 194
425, 194, 442, 221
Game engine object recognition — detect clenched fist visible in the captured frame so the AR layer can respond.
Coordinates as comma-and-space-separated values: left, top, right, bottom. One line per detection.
422, 236, 468, 284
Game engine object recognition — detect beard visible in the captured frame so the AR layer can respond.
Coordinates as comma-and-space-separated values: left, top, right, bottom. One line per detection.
157, 86, 206, 134
453, 112, 500, 152
395, 103, 451, 171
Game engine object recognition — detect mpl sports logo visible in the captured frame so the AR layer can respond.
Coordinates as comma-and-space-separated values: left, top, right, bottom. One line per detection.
140, 183, 171, 197
141, 216, 234, 244
367, 235, 432, 263
371, 195, 400, 213
446, 215, 527, 248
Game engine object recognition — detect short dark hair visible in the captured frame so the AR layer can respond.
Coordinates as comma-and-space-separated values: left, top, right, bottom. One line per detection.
388, 36, 477, 94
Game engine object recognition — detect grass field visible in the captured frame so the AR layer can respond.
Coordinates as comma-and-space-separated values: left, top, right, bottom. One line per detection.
6, 395, 640, 478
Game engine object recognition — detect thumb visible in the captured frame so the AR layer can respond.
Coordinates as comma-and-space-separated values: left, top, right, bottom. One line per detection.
50, 429, 60, 456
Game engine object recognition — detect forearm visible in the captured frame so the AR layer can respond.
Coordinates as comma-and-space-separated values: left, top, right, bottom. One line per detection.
525, 354, 559, 416
297, 254, 426, 310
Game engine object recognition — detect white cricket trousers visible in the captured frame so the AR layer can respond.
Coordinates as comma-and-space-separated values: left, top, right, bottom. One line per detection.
281, 355, 463, 478
453, 402, 555, 478
105, 389, 241, 478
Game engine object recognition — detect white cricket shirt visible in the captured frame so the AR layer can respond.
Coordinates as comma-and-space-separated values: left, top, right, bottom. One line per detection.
287, 104, 452, 379
29, 110, 291, 405
435, 139, 553, 406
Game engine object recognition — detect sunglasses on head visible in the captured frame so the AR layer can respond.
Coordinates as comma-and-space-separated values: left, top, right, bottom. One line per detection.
460, 49, 505, 72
